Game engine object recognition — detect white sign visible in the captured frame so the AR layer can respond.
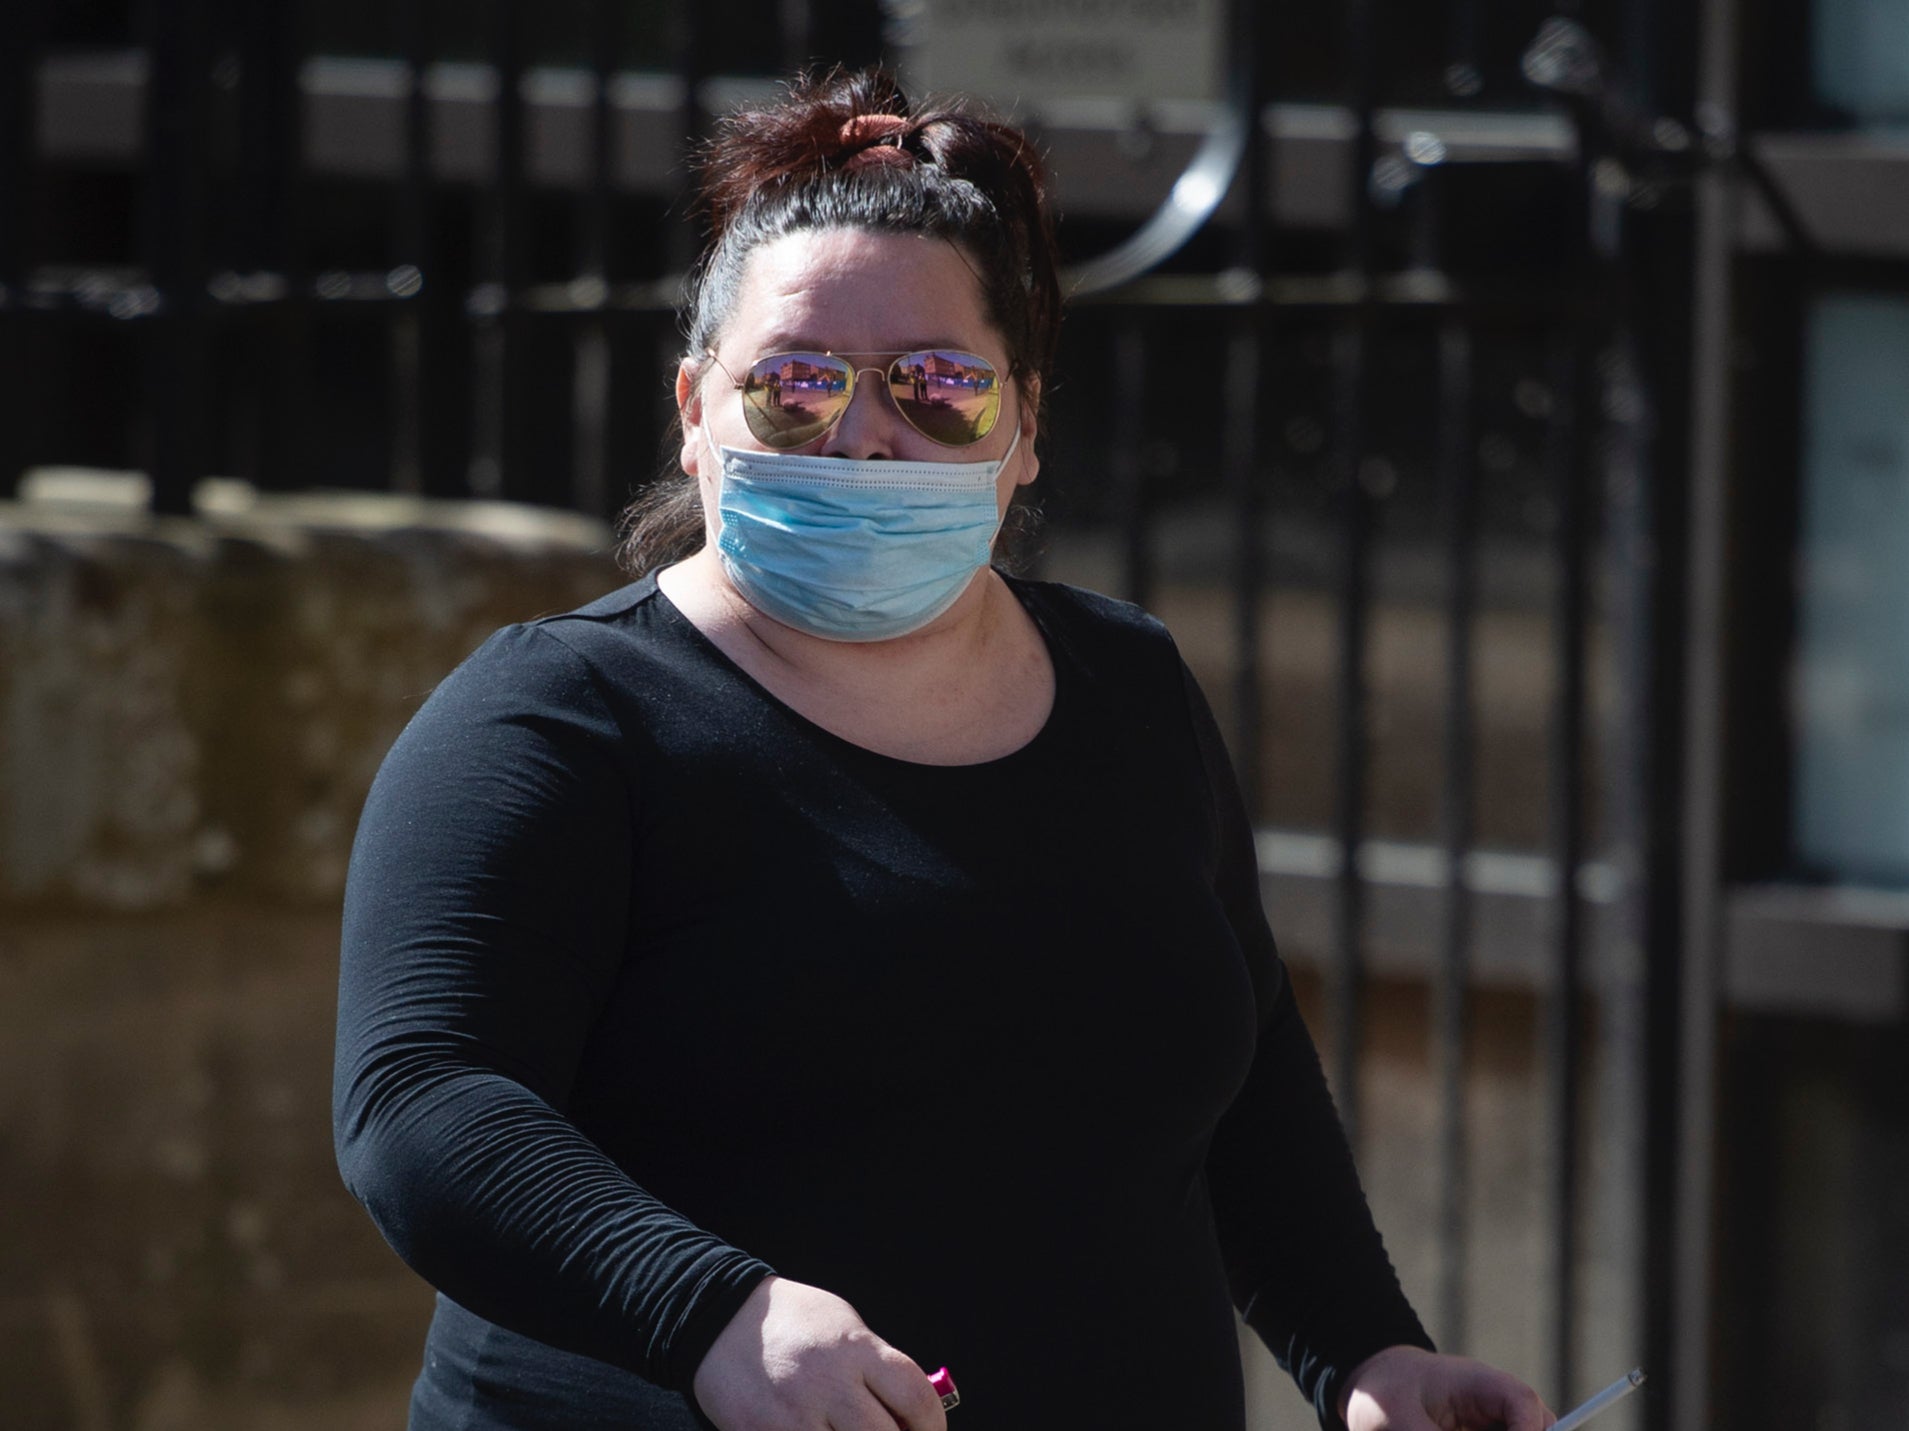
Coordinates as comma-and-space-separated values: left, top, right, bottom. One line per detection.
886, 0, 1225, 107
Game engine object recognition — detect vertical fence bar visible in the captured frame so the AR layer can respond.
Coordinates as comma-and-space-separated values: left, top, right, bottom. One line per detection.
1330, 0, 1380, 1142
231, 0, 269, 480
246, 0, 308, 491
570, 0, 618, 519
390, 0, 431, 494
1225, 0, 1270, 818
1672, 0, 1741, 1422
668, 5, 710, 277
1544, 313, 1592, 1405
1446, 0, 1483, 98
0, 0, 39, 498
1404, 123, 1478, 1355
778, 0, 816, 71
652, 1, 711, 482
140, 0, 213, 515
1111, 320, 1153, 610
1434, 318, 1477, 1352
1224, 301, 1264, 807
1571, 9, 1685, 1425
1596, 322, 1661, 1431
472, 0, 529, 499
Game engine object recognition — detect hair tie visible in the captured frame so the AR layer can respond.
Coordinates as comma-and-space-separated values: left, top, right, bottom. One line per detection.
838, 113, 914, 167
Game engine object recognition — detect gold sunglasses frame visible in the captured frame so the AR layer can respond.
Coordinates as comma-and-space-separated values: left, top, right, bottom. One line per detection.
703, 348, 1009, 449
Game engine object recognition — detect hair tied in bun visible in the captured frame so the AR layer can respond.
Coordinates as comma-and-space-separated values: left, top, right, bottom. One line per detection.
838, 113, 915, 167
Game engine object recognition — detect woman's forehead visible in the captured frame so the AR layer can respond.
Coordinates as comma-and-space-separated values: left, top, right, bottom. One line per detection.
726, 228, 998, 352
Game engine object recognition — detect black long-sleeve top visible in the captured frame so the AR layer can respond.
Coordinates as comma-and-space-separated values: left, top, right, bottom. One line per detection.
334, 574, 1430, 1431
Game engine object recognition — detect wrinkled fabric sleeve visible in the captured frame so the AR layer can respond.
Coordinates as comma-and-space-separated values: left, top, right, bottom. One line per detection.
333, 623, 773, 1393
1179, 661, 1434, 1430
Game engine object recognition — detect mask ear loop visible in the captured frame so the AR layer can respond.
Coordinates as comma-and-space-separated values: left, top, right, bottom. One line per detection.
993, 422, 1023, 476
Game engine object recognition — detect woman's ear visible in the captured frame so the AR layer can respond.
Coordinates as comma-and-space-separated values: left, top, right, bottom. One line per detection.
676, 358, 706, 476
1013, 376, 1041, 488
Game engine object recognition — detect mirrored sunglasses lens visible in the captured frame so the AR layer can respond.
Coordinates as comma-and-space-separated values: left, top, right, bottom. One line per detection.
887, 351, 1003, 446
740, 354, 852, 447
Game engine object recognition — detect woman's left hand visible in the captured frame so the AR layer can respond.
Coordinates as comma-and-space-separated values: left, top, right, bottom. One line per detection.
1339, 1345, 1555, 1431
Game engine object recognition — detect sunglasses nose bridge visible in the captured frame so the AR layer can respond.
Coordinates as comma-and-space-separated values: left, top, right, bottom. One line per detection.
845, 364, 901, 411
825, 364, 910, 452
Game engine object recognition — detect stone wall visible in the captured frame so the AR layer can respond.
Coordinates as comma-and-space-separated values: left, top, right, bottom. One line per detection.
1, 479, 622, 1430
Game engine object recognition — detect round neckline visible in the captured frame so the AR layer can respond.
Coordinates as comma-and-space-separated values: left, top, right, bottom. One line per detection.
646, 570, 1070, 773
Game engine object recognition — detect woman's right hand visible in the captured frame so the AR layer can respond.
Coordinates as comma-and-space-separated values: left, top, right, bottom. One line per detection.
691, 1275, 949, 1431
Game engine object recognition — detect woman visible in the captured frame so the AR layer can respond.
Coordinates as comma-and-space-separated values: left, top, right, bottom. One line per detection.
335, 67, 1554, 1431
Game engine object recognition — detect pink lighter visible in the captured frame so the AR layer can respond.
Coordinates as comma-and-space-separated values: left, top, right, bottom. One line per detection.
929, 1366, 960, 1412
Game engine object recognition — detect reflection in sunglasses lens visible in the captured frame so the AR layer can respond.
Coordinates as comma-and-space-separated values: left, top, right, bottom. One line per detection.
741, 354, 852, 448
888, 351, 1002, 446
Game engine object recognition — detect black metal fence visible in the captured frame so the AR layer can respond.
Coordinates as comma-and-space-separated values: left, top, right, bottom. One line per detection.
12, 1, 1884, 1427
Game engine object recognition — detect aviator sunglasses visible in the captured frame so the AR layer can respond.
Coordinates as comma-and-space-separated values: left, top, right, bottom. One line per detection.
705, 348, 1007, 449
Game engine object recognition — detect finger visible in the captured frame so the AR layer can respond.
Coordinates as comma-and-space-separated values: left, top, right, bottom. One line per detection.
1495, 1379, 1553, 1431
823, 1393, 904, 1431
862, 1350, 947, 1431
1452, 1369, 1552, 1431
1371, 1404, 1442, 1431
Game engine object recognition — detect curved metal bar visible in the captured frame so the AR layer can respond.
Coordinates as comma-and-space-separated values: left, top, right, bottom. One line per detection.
1060, 109, 1249, 296
1060, 0, 1254, 297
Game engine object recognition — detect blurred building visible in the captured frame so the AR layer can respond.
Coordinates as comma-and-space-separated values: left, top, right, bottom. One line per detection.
2, 2, 1907, 1429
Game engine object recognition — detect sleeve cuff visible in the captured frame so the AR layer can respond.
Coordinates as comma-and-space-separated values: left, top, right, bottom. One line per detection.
1242, 1288, 1434, 1431
660, 1256, 777, 1394
1309, 1329, 1438, 1431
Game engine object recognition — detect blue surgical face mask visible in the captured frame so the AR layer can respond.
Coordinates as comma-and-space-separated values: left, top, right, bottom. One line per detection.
710, 427, 1021, 642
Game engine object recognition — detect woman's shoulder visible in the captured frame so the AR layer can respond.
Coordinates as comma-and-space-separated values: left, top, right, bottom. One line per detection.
450, 575, 675, 677
1005, 574, 1180, 664
522, 573, 670, 645
412, 575, 684, 729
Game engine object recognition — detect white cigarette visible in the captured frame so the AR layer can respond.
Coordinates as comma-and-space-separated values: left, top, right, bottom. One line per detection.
1551, 1368, 1646, 1431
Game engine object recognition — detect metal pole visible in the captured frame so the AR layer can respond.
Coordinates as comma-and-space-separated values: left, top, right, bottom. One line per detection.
1544, 314, 1592, 1407
1224, 305, 1264, 804
1402, 108, 1480, 1355
669, 5, 710, 278
1673, 0, 1740, 1421
240, 0, 308, 492
473, 0, 529, 499
778, 0, 816, 72
0, 0, 41, 499
570, 0, 619, 518
1597, 316, 1663, 1431
1330, 0, 1380, 1145
1446, 0, 1484, 99
139, 0, 213, 516
1587, 7, 1690, 1426
1434, 317, 1477, 1353
390, 0, 432, 495
1225, 0, 1270, 821
1111, 321, 1153, 610
1535, 50, 1628, 1399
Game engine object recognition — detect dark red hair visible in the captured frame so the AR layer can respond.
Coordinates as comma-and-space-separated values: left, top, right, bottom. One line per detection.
686, 67, 1062, 382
